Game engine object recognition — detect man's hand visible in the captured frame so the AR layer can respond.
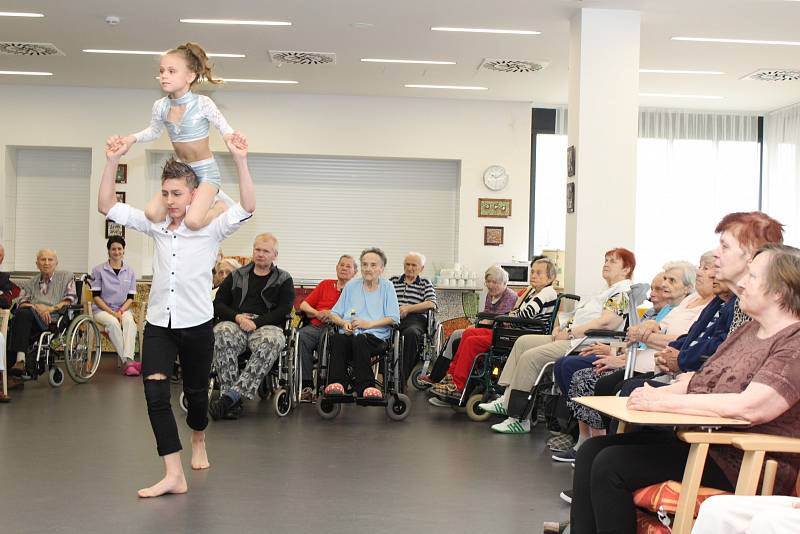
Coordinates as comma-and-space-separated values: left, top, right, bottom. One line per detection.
316, 309, 333, 323
579, 343, 613, 357
342, 321, 354, 335
351, 318, 372, 330
225, 132, 249, 160
235, 314, 257, 332
105, 135, 133, 160
399, 305, 411, 319
654, 346, 680, 373
33, 303, 52, 324
593, 355, 626, 373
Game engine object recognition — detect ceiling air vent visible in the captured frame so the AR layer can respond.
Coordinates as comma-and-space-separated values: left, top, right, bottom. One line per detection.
269, 50, 336, 65
480, 58, 547, 73
0, 42, 65, 56
742, 69, 800, 82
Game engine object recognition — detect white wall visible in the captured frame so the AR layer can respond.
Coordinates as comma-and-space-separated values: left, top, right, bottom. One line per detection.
0, 85, 532, 277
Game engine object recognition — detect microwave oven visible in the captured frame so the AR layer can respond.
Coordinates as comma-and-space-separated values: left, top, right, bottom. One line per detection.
500, 261, 531, 284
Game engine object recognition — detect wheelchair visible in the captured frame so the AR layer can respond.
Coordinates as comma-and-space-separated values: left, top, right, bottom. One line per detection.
315, 326, 411, 422
179, 314, 300, 417
432, 293, 581, 422
408, 310, 445, 391
522, 283, 650, 426
18, 275, 103, 387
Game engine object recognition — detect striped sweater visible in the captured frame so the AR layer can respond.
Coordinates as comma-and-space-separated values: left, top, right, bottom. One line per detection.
509, 285, 558, 323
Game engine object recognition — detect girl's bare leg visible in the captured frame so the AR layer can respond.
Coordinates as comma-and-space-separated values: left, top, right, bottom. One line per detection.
184, 182, 223, 230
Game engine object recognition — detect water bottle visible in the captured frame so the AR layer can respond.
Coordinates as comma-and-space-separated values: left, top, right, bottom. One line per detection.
350, 308, 361, 335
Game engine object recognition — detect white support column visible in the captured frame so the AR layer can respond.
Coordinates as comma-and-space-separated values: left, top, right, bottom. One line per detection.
564, 8, 640, 296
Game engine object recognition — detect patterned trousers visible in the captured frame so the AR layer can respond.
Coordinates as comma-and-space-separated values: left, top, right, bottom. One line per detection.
212, 321, 285, 399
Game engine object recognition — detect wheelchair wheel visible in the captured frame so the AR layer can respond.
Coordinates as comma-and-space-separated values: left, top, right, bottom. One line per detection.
179, 392, 189, 413
64, 314, 102, 384
410, 367, 431, 391
273, 387, 292, 417
316, 398, 341, 420
466, 393, 492, 422
48, 366, 65, 388
386, 393, 411, 421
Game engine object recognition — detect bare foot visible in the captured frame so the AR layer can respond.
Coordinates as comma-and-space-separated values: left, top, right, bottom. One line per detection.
191, 433, 210, 470
137, 474, 188, 498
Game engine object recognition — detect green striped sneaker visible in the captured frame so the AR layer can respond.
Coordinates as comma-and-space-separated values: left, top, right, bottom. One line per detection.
491, 417, 531, 434
478, 398, 507, 416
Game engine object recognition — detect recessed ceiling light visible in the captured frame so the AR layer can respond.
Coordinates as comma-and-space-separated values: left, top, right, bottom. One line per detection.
405, 84, 488, 90
179, 18, 291, 26
0, 11, 44, 17
672, 36, 800, 46
639, 92, 723, 99
362, 58, 456, 65
221, 78, 298, 84
431, 26, 540, 35
83, 49, 245, 58
0, 70, 52, 76
640, 69, 725, 75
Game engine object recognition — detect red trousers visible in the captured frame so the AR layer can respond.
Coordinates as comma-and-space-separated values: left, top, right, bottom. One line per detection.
448, 327, 493, 390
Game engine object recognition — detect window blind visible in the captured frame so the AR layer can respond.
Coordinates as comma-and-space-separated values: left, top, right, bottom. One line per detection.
148, 152, 459, 280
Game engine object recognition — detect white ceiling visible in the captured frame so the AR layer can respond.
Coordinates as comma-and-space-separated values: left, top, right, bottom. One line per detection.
1, 0, 800, 112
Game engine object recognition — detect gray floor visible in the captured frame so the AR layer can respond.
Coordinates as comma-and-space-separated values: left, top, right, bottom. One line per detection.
0, 357, 572, 534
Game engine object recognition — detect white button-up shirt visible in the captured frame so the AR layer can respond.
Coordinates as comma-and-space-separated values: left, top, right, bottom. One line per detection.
107, 202, 252, 328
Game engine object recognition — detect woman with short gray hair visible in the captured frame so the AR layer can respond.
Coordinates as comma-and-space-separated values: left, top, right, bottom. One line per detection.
429, 259, 559, 402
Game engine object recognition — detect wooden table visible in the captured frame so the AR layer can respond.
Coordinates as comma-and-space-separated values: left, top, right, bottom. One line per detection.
573, 395, 749, 433
573, 396, 750, 534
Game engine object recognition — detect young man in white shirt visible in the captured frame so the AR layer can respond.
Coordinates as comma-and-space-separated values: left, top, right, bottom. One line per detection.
98, 140, 255, 498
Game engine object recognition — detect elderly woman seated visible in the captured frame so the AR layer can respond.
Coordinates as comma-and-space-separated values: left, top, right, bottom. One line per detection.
554, 256, 715, 464
479, 248, 635, 434
428, 259, 558, 403
323, 248, 400, 400
568, 244, 800, 534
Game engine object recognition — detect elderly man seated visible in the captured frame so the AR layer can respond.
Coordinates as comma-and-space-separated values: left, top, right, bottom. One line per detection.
296, 255, 358, 401
389, 251, 437, 386
7, 249, 77, 389
209, 233, 295, 420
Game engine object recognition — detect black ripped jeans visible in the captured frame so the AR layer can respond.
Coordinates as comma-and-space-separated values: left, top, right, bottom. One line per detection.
141, 320, 214, 456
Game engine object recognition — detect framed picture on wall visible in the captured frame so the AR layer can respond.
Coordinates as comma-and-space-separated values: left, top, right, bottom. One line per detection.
115, 192, 126, 204
566, 182, 575, 213
105, 220, 125, 239
567, 146, 576, 178
115, 164, 128, 184
484, 226, 504, 246
478, 198, 512, 218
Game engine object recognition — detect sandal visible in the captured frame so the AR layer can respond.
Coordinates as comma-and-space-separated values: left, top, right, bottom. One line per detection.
362, 387, 383, 399
324, 383, 345, 396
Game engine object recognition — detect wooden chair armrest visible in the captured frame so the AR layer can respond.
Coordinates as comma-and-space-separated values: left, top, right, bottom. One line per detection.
731, 434, 800, 454
677, 431, 744, 445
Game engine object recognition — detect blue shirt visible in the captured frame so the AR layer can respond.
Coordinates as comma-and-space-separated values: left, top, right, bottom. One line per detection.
332, 278, 400, 341
670, 296, 735, 372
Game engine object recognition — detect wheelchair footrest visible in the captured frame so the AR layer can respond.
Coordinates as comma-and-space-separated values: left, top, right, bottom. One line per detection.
354, 396, 388, 407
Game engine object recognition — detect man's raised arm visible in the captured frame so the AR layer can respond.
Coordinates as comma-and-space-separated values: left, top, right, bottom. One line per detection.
229, 143, 256, 214
98, 144, 128, 215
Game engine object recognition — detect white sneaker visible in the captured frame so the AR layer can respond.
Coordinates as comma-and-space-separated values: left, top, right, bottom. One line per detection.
491, 417, 531, 434
478, 398, 507, 416
428, 397, 451, 408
